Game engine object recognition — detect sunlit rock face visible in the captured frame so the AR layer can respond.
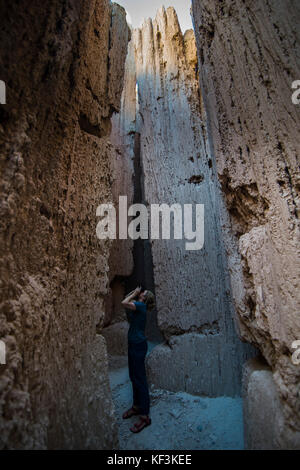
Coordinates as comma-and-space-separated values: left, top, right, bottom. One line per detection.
0, 0, 129, 449
192, 0, 300, 448
118, 6, 255, 397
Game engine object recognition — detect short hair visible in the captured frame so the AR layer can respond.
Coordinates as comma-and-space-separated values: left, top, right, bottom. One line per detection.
144, 290, 155, 311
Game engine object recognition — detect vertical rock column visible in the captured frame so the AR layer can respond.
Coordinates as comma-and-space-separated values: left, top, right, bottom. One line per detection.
102, 32, 164, 354
101, 38, 136, 355
0, 0, 129, 449
131, 7, 255, 397
192, 0, 300, 448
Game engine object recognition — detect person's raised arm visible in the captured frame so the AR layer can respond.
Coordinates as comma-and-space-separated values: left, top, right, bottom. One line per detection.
121, 286, 141, 311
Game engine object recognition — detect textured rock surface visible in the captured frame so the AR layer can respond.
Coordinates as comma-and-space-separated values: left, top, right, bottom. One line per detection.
104, 38, 136, 328
146, 333, 252, 397
192, 0, 300, 447
243, 358, 300, 449
101, 321, 129, 356
129, 7, 255, 396
0, 0, 129, 449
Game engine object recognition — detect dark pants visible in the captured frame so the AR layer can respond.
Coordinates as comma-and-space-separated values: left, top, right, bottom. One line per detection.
128, 340, 150, 416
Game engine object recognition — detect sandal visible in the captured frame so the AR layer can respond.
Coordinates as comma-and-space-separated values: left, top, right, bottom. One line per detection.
122, 406, 140, 419
130, 415, 151, 433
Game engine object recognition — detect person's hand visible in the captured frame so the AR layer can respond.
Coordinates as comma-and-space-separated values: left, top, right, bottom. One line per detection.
134, 286, 142, 296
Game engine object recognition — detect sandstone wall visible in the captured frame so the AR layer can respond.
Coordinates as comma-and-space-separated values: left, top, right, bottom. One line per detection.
243, 357, 300, 449
192, 0, 300, 448
101, 38, 136, 353
0, 0, 129, 449
102, 30, 164, 351
104, 37, 136, 330
131, 7, 255, 397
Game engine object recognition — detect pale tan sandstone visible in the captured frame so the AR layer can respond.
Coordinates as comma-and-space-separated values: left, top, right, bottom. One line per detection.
0, 0, 129, 449
192, 0, 300, 448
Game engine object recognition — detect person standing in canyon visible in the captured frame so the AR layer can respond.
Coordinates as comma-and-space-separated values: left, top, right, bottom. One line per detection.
121, 286, 155, 433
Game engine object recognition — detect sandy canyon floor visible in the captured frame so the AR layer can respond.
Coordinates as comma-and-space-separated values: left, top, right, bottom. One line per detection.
108, 343, 244, 450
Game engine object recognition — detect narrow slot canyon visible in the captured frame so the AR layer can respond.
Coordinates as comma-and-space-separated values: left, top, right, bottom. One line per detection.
104, 6, 257, 449
0, 0, 299, 451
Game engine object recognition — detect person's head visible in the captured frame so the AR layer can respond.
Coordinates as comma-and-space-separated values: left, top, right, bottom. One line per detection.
138, 289, 155, 311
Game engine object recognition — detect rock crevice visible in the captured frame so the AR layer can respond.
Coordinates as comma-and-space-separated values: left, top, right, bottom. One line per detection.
113, 6, 256, 398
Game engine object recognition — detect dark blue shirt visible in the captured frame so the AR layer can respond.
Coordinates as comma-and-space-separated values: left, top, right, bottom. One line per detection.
127, 301, 147, 344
